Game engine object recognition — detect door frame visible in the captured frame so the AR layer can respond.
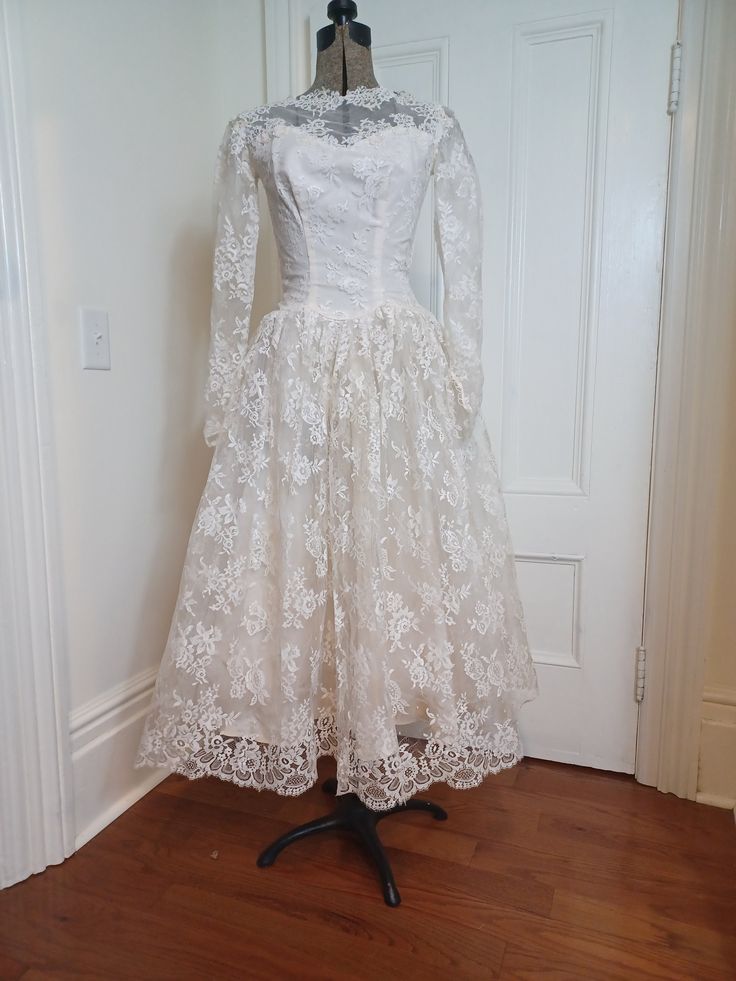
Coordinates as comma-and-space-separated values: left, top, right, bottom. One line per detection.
0, 0, 75, 889
635, 0, 736, 801
265, 0, 734, 800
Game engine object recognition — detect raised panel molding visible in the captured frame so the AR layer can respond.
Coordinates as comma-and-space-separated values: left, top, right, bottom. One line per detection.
515, 552, 583, 668
372, 36, 447, 90
502, 13, 612, 496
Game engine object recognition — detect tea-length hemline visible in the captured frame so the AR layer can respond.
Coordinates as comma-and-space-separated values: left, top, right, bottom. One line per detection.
135, 85, 539, 807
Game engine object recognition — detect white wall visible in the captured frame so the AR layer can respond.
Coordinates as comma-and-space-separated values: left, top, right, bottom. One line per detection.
18, 0, 268, 847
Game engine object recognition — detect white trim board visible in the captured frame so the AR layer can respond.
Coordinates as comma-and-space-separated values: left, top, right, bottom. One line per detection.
695, 686, 736, 811
70, 666, 158, 748
0, 0, 75, 889
636, 0, 736, 801
70, 668, 166, 850
265, 0, 300, 101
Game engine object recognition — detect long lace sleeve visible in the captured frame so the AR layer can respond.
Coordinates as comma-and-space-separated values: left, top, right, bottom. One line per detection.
433, 110, 484, 438
203, 118, 260, 448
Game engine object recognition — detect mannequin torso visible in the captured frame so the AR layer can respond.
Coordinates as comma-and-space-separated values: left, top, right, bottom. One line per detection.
301, 22, 379, 95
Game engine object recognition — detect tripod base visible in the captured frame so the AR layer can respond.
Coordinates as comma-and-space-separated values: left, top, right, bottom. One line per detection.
256, 777, 448, 906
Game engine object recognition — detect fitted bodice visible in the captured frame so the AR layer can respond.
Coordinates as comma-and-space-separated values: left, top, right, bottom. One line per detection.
262, 124, 434, 316
204, 85, 485, 447
234, 86, 454, 317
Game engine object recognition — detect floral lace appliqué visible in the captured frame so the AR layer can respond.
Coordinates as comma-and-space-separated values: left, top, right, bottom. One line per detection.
136, 86, 539, 810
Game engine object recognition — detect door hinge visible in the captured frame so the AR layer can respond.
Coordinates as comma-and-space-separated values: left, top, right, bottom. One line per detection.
668, 41, 682, 115
635, 645, 647, 703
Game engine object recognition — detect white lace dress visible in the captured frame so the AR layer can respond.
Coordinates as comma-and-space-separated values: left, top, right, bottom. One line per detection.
136, 84, 539, 809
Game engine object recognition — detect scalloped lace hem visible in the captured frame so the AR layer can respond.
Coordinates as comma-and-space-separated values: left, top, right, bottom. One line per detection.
135, 715, 526, 811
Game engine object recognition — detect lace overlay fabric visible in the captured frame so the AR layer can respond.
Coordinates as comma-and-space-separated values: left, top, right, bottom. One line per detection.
136, 85, 539, 809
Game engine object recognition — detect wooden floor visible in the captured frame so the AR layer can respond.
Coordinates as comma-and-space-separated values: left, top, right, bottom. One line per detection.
1, 758, 735, 980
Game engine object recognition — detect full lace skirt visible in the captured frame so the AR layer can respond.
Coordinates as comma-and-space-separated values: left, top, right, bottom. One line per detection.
136, 300, 539, 809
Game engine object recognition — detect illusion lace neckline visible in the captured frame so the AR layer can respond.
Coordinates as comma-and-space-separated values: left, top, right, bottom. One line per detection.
232, 84, 452, 151
284, 84, 405, 111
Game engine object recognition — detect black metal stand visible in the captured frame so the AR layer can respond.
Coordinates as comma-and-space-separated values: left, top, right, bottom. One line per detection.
256, 776, 448, 906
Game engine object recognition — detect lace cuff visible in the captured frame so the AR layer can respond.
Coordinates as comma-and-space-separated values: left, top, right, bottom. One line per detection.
203, 119, 260, 448
433, 109, 484, 438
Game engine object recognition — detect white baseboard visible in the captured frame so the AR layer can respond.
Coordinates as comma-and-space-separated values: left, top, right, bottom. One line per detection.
695, 791, 736, 813
75, 769, 168, 850
70, 667, 166, 849
697, 687, 736, 812
66, 671, 736, 843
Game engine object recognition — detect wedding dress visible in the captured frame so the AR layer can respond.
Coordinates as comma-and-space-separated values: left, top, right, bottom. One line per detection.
136, 84, 539, 809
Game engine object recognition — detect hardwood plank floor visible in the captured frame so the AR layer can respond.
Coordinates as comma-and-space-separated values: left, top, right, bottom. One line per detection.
1, 758, 734, 980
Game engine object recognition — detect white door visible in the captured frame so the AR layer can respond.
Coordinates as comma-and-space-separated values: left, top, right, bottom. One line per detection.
298, 0, 677, 772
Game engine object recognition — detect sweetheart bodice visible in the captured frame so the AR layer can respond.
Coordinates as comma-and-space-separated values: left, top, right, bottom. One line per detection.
240, 86, 452, 317
263, 123, 436, 316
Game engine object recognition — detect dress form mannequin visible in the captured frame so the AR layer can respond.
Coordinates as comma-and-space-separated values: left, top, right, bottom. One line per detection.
255, 2, 449, 908
302, 0, 379, 96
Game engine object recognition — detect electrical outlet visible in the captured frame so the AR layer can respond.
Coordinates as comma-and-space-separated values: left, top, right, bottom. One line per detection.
79, 307, 111, 370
